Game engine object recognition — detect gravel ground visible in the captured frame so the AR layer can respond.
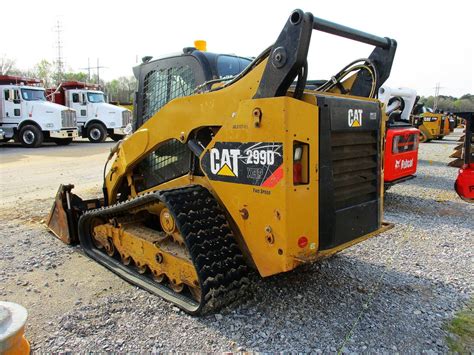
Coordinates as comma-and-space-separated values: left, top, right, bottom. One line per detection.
0, 130, 472, 352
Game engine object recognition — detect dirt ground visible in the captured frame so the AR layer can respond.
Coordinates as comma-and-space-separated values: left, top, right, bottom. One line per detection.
0, 139, 127, 345
0, 134, 472, 352
0, 139, 116, 204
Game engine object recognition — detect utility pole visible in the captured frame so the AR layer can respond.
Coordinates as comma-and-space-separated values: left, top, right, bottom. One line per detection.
80, 58, 92, 82
54, 20, 64, 83
95, 58, 107, 86
433, 82, 446, 112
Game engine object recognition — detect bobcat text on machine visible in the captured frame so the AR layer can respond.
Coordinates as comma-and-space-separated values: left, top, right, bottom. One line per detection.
47, 9, 397, 314
47, 81, 132, 143
378, 86, 420, 189
0, 76, 78, 147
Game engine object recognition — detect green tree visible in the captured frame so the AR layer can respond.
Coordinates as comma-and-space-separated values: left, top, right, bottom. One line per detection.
420, 95, 474, 112
34, 59, 53, 87
62, 72, 89, 82
105, 79, 120, 101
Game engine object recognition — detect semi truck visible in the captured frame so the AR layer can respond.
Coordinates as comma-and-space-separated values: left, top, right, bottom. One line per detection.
47, 81, 132, 142
0, 75, 78, 148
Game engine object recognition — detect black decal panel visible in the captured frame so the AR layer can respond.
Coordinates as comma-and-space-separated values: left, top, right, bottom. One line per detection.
201, 142, 284, 187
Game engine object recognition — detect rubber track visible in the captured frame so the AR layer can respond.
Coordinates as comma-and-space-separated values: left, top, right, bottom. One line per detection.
78, 185, 249, 315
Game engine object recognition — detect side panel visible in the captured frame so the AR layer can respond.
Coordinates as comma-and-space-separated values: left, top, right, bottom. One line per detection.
200, 97, 319, 277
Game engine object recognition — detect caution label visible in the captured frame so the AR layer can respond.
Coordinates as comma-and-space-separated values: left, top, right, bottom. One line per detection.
201, 142, 284, 187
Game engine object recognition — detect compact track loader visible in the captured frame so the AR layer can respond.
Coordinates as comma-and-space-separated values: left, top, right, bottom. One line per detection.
47, 10, 396, 314
413, 104, 450, 142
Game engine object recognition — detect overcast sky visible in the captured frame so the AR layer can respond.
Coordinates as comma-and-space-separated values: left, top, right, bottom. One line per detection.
2, 0, 472, 97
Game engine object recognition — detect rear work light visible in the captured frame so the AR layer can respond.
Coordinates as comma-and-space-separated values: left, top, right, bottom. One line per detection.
293, 142, 309, 185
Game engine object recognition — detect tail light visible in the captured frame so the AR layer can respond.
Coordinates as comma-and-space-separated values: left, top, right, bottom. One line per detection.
293, 162, 303, 185
293, 142, 309, 185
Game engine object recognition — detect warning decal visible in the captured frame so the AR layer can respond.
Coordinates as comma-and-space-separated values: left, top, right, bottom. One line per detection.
201, 142, 284, 187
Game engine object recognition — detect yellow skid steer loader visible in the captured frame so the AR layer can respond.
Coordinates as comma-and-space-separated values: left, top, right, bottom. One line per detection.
47, 10, 396, 314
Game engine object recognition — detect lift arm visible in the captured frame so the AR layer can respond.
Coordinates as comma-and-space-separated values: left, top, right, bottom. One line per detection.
254, 9, 397, 99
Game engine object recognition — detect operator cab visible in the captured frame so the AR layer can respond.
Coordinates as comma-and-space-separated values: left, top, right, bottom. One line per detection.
133, 47, 252, 130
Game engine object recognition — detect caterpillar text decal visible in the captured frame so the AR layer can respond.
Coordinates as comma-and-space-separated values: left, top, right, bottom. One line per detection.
201, 142, 284, 187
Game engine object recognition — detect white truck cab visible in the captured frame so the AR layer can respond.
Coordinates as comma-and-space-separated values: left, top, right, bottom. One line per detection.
0, 76, 78, 148
48, 82, 132, 142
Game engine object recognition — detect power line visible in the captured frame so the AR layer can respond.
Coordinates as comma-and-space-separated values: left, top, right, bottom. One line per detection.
80, 58, 107, 84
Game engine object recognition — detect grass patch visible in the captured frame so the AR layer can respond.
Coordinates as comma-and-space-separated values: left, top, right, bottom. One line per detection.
446, 298, 474, 353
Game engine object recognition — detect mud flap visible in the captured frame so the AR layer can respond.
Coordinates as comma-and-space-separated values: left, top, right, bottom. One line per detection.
46, 184, 101, 244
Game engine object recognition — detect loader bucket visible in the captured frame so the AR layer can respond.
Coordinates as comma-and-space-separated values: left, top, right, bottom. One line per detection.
46, 184, 101, 244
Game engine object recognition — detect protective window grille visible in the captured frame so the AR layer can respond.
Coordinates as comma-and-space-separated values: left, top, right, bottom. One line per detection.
135, 139, 191, 192
142, 65, 196, 124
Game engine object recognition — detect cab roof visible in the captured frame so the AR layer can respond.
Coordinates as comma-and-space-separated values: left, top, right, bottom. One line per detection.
0, 75, 42, 86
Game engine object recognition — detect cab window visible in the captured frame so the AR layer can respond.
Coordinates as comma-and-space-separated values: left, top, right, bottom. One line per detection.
217, 55, 251, 79
87, 93, 105, 103
72, 93, 80, 103
20, 89, 44, 101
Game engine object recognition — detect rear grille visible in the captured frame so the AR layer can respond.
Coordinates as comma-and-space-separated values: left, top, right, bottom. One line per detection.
122, 110, 132, 127
61, 110, 76, 128
317, 94, 381, 250
331, 131, 378, 210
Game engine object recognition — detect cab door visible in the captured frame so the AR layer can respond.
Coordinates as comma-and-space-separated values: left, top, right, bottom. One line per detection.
69, 91, 88, 123
3, 88, 22, 122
